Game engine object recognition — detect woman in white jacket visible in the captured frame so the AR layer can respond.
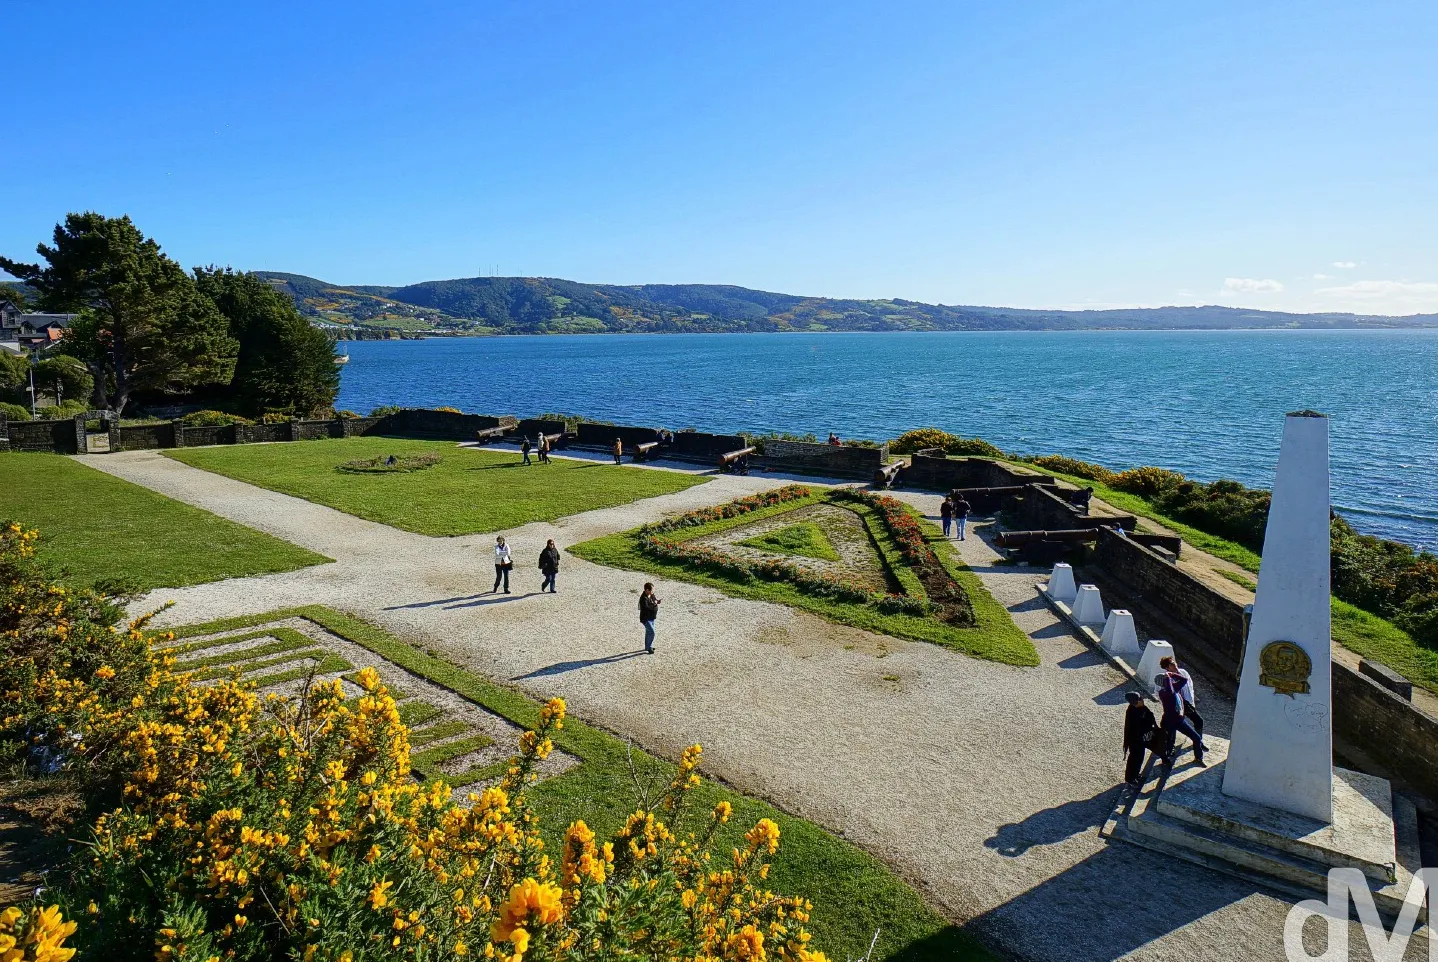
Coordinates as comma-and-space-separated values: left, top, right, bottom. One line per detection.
493, 535, 514, 593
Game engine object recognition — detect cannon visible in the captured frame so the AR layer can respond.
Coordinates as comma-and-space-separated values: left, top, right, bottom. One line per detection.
874, 461, 905, 487
717, 446, 757, 474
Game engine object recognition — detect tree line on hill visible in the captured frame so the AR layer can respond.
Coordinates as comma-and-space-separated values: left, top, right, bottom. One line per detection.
1, 213, 340, 418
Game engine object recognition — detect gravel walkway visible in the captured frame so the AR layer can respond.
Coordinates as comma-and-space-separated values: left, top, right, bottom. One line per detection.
78, 451, 1412, 962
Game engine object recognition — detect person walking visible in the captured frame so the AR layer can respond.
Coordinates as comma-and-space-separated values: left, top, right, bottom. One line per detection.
521, 436, 533, 466
952, 494, 972, 540
493, 535, 514, 593
1122, 691, 1157, 787
537, 433, 551, 464
939, 496, 954, 538
1156, 672, 1205, 767
538, 538, 560, 593
612, 438, 624, 465
639, 582, 661, 654
1160, 655, 1203, 737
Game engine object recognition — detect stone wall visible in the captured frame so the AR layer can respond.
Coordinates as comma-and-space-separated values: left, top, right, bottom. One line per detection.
512, 419, 568, 440
669, 431, 747, 461
575, 422, 662, 449
760, 439, 888, 479
7, 419, 79, 453
236, 423, 292, 444
1087, 527, 1438, 803
177, 424, 237, 447
294, 419, 343, 441
339, 416, 385, 437
905, 453, 1054, 492
385, 409, 512, 440
1013, 484, 1090, 530
117, 422, 176, 450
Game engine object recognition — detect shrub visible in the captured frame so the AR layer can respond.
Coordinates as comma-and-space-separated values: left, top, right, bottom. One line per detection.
369, 404, 403, 417
1110, 466, 1185, 498
433, 405, 463, 414
260, 411, 293, 424
889, 428, 1003, 458
1028, 454, 1116, 484
335, 409, 361, 419
35, 400, 89, 421
179, 409, 252, 427
0, 524, 831, 962
338, 453, 443, 473
0, 401, 31, 422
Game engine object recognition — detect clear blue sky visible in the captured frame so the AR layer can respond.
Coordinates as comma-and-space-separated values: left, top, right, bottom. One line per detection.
4, 0, 1436, 314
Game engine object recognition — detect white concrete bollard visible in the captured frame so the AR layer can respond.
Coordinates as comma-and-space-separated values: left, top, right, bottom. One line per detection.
1071, 584, 1105, 625
1135, 639, 1175, 693
1045, 563, 1077, 604
1099, 609, 1142, 657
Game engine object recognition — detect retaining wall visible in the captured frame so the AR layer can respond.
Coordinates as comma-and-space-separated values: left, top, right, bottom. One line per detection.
905, 454, 1055, 491
1014, 484, 1091, 530
236, 423, 292, 444
384, 409, 512, 440
761, 439, 888, 479
575, 422, 662, 449
6, 419, 79, 453
117, 423, 176, 450
1086, 527, 1438, 804
511, 419, 568, 440
669, 431, 747, 461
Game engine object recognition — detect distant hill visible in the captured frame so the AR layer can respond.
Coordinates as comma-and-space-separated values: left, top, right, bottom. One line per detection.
16, 273, 1438, 337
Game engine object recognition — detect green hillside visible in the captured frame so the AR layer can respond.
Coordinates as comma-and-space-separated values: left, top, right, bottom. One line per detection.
250, 272, 1438, 336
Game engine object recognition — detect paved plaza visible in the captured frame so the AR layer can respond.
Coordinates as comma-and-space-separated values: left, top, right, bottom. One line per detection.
85, 449, 1426, 962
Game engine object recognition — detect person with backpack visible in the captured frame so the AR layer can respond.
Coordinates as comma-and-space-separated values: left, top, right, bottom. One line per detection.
521, 436, 533, 466
493, 535, 514, 593
952, 494, 972, 540
939, 496, 954, 538
639, 582, 661, 654
1122, 691, 1158, 787
1155, 671, 1205, 767
538, 538, 560, 593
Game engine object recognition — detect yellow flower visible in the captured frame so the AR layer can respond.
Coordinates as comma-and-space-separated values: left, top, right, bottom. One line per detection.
509, 927, 531, 955
94, 666, 116, 680
713, 801, 733, 823
745, 818, 781, 854
491, 879, 564, 941
369, 880, 395, 910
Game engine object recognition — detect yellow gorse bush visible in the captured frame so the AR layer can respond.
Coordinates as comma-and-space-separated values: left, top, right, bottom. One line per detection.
0, 523, 827, 962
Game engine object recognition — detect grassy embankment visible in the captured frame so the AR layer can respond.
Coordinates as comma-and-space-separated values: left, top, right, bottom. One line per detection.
1016, 460, 1438, 694
169, 605, 995, 962
166, 437, 707, 536
570, 488, 1038, 667
0, 453, 328, 589
737, 520, 842, 561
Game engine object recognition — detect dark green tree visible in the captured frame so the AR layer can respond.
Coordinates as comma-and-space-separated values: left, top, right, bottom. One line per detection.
0, 213, 236, 413
0, 285, 27, 310
33, 354, 94, 406
0, 351, 28, 400
193, 267, 339, 417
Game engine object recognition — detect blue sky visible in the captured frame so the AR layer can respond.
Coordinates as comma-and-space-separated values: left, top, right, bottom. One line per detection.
4, 0, 1436, 313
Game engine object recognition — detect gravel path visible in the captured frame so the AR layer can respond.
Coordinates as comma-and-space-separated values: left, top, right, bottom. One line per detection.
78, 451, 1410, 962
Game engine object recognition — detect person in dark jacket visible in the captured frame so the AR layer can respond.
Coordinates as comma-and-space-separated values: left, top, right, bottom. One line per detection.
521, 437, 533, 466
1122, 691, 1157, 787
639, 582, 661, 653
952, 495, 972, 540
538, 539, 560, 593
1156, 672, 1206, 766
939, 497, 954, 538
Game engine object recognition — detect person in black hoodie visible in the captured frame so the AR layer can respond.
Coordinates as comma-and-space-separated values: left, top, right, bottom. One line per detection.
538, 539, 560, 593
639, 583, 661, 654
1122, 691, 1157, 787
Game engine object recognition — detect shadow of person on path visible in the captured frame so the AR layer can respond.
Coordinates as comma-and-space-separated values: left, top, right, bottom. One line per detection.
984, 788, 1121, 857
384, 594, 490, 610
445, 593, 538, 609
511, 651, 646, 680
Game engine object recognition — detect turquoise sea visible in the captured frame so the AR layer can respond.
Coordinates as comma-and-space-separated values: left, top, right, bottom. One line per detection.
335, 330, 1438, 552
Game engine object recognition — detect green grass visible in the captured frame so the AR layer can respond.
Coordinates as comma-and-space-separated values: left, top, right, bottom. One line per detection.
246, 653, 352, 689
0, 452, 329, 590
406, 720, 474, 748
1013, 458, 1438, 693
569, 491, 1038, 667
170, 606, 995, 962
164, 437, 707, 536
737, 521, 841, 561
397, 701, 443, 728
410, 733, 497, 778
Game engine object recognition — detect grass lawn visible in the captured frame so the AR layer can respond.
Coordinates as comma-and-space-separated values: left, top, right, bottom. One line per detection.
569, 489, 1038, 667
165, 437, 707, 536
1015, 459, 1438, 693
172, 606, 996, 962
0, 453, 329, 590
737, 520, 841, 561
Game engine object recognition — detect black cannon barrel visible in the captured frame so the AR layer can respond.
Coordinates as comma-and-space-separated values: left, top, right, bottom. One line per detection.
717, 446, 757, 466
994, 528, 1103, 546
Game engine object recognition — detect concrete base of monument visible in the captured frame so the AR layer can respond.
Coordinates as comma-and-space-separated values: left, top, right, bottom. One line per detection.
1105, 736, 1430, 927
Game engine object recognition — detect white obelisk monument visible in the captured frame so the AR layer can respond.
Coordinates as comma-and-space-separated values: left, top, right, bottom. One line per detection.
1223, 412, 1334, 823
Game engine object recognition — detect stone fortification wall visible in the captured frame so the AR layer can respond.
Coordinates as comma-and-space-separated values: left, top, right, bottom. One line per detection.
383, 409, 511, 440
5, 419, 77, 453
760, 440, 888, 479
905, 453, 1053, 492
668, 431, 746, 461
1087, 527, 1438, 804
511, 419, 568, 440
574, 422, 662, 449
117, 423, 176, 450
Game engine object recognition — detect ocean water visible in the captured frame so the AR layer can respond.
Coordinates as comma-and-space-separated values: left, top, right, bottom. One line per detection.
336, 330, 1438, 552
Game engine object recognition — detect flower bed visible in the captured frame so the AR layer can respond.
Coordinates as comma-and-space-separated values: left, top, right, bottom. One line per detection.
337, 452, 443, 473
